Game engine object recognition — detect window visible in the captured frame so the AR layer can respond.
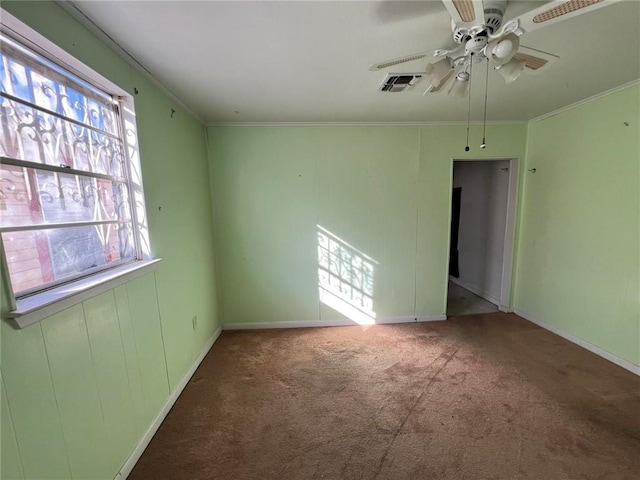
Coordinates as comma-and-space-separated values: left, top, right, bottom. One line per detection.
0, 17, 150, 307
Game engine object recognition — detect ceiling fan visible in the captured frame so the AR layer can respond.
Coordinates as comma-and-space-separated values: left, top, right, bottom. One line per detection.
369, 0, 621, 148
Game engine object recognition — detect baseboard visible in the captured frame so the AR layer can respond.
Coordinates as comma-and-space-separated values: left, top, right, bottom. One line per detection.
223, 319, 355, 330
223, 315, 447, 330
114, 325, 223, 479
416, 314, 448, 322
375, 315, 448, 324
514, 309, 639, 376
449, 276, 500, 306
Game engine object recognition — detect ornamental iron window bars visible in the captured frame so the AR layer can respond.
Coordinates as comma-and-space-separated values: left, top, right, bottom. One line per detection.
0, 32, 144, 296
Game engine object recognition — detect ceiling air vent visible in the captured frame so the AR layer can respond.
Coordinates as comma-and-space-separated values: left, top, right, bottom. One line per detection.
380, 74, 423, 93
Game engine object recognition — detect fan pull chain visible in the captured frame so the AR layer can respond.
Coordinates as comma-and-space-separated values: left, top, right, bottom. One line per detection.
481, 58, 489, 149
465, 54, 473, 152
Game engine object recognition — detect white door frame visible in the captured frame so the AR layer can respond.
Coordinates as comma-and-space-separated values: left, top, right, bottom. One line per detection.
446, 157, 519, 313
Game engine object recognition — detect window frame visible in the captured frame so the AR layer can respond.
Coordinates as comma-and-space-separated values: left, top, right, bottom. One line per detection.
0, 9, 157, 327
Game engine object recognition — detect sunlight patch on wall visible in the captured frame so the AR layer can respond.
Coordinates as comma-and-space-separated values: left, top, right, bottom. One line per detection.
317, 225, 377, 325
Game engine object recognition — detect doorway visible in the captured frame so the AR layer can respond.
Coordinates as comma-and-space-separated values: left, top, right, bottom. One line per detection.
446, 159, 518, 317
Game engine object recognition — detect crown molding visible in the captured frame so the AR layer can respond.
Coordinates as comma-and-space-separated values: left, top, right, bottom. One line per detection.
207, 120, 527, 127
55, 1, 205, 124
529, 79, 640, 123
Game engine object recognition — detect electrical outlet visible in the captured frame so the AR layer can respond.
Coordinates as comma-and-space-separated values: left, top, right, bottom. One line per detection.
192, 315, 198, 330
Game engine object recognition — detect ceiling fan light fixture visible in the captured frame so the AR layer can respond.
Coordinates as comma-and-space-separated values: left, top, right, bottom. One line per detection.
494, 39, 514, 58
424, 57, 454, 87
496, 58, 526, 83
448, 71, 470, 97
486, 33, 520, 65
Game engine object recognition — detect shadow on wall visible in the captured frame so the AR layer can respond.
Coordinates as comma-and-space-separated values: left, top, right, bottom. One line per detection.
317, 225, 377, 325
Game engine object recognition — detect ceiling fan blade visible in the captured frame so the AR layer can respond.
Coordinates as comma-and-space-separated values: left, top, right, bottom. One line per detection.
369, 51, 435, 72
441, 0, 484, 26
515, 46, 559, 73
507, 0, 623, 35
424, 70, 456, 94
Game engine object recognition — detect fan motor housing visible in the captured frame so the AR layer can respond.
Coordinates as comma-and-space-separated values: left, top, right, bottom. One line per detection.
453, 27, 468, 44
452, 0, 507, 41
484, 0, 507, 33
484, 9, 503, 33
464, 35, 487, 56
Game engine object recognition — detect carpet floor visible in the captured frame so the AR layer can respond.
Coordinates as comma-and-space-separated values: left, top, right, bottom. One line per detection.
129, 313, 640, 480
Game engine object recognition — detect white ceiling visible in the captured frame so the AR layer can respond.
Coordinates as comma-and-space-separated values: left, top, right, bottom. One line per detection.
71, 0, 640, 124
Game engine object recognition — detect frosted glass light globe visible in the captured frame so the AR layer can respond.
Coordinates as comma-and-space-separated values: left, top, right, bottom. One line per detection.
494, 39, 513, 59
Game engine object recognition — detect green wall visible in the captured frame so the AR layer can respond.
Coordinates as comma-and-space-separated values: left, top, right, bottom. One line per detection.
208, 90, 639, 367
515, 85, 640, 366
207, 124, 527, 324
1, 2, 220, 479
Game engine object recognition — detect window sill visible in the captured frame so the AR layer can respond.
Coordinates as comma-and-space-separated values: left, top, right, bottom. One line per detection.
7, 259, 162, 329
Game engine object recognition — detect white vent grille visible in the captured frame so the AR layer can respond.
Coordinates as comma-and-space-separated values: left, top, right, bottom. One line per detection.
379, 74, 423, 93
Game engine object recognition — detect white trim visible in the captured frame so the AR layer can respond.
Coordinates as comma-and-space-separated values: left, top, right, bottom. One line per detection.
114, 326, 223, 480
208, 121, 528, 127
8, 259, 162, 328
378, 315, 447, 324
54, 1, 204, 124
223, 315, 446, 330
529, 79, 640, 123
449, 276, 500, 306
514, 309, 640, 376
224, 319, 354, 330
416, 314, 448, 322
500, 158, 519, 310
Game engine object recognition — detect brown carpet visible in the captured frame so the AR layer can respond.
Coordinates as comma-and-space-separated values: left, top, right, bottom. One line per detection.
129, 313, 640, 480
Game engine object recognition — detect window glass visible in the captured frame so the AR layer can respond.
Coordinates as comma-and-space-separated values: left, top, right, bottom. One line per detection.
0, 33, 138, 296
